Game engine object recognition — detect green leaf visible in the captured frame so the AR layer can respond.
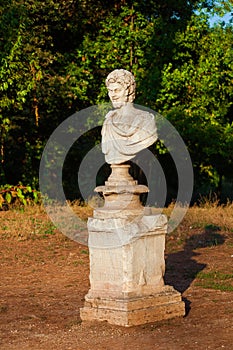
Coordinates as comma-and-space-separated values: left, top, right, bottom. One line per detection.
5, 192, 12, 204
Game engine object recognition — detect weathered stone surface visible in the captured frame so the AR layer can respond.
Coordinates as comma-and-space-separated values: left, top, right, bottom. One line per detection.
80, 286, 185, 327
88, 214, 167, 248
94, 164, 148, 214
101, 69, 158, 165
80, 136, 185, 326
87, 215, 166, 297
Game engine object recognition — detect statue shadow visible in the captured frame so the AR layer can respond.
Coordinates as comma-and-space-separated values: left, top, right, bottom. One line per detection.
164, 226, 225, 315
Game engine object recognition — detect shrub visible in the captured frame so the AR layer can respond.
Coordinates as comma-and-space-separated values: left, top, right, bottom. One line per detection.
0, 184, 41, 209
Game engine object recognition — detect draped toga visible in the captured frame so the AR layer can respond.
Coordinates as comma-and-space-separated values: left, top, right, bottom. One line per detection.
101, 103, 158, 164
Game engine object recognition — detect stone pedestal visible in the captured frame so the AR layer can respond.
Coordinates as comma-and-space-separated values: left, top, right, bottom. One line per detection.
80, 164, 185, 326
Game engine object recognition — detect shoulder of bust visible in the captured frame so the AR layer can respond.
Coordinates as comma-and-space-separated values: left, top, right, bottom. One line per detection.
132, 107, 155, 118
105, 110, 116, 119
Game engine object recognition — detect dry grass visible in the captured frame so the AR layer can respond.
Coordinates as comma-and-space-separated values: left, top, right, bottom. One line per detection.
0, 204, 53, 240
1, 200, 233, 293
147, 200, 233, 255
69, 200, 93, 220
0, 201, 93, 240
181, 201, 233, 233
162, 199, 233, 233
0, 200, 232, 241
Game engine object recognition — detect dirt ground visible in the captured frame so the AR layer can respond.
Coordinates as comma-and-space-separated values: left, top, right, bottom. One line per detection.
0, 216, 233, 350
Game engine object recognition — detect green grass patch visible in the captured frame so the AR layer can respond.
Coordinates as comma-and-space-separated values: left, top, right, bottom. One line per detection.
80, 249, 89, 255
196, 271, 233, 291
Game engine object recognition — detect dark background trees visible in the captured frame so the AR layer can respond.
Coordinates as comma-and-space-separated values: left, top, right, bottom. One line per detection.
0, 0, 232, 202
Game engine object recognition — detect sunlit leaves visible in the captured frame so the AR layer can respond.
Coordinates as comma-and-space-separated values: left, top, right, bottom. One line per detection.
155, 14, 233, 193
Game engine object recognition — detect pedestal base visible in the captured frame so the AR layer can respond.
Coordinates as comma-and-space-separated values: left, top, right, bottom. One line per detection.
80, 164, 185, 327
80, 285, 185, 327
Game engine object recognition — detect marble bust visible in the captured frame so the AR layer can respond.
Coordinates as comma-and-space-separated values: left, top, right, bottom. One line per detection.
101, 69, 158, 164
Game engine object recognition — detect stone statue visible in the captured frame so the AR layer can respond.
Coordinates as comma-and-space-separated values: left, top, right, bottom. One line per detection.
81, 69, 185, 327
101, 69, 158, 164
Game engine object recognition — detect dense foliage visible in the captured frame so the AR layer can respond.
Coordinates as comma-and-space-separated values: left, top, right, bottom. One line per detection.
0, 0, 232, 202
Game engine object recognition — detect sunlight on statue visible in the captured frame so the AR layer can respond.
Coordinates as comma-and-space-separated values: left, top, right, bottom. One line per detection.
101, 69, 158, 164
81, 69, 186, 327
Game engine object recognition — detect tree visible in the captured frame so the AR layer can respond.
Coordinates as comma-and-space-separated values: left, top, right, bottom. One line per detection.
1, 0, 232, 202
155, 14, 233, 199
0, 0, 85, 185
0, 0, 206, 185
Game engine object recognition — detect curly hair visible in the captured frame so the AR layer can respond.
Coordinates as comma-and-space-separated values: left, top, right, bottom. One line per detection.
105, 69, 136, 102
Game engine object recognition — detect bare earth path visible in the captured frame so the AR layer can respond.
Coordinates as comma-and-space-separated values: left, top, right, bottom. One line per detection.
0, 212, 233, 350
